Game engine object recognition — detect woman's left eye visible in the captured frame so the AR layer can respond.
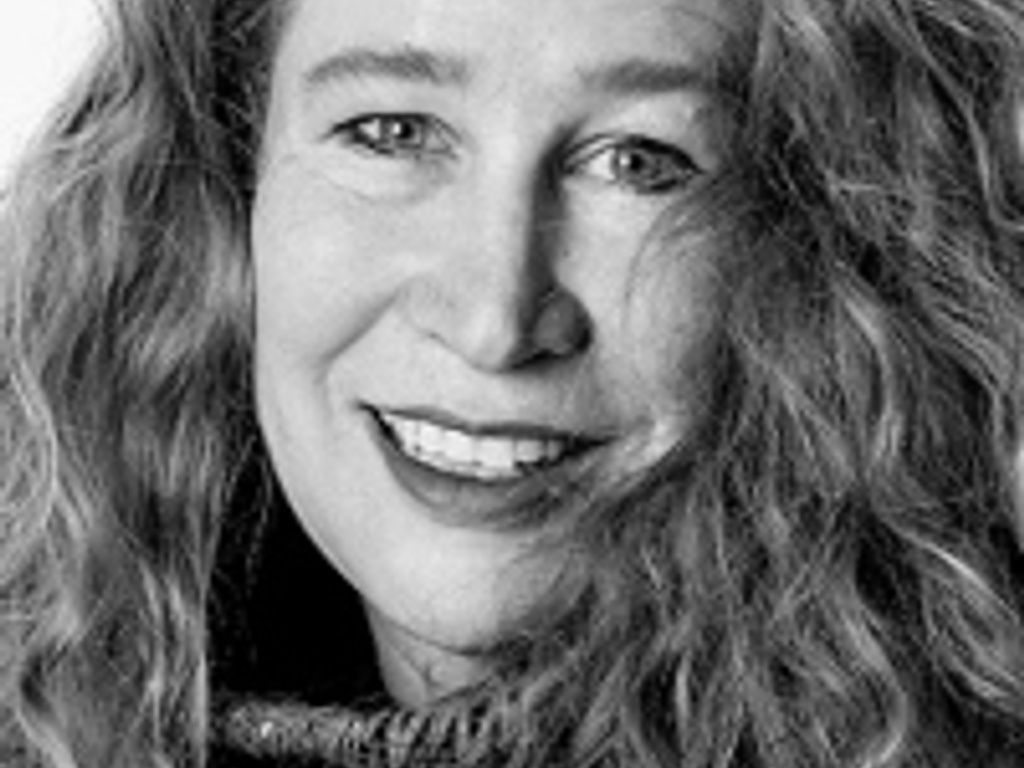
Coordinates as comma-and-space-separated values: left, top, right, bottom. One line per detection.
569, 137, 701, 195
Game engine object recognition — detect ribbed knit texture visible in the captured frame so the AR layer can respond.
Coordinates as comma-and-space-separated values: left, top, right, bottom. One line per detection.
216, 697, 513, 767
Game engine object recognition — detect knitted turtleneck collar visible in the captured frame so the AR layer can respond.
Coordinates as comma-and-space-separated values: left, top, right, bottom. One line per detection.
215, 695, 514, 767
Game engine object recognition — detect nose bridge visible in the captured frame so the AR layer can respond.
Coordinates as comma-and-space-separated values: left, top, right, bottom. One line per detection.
401, 134, 592, 371
472, 161, 552, 307
440, 158, 563, 367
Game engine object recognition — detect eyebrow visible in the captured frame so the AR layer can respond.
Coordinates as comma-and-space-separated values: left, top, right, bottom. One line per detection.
303, 45, 472, 92
581, 59, 717, 97
303, 44, 718, 98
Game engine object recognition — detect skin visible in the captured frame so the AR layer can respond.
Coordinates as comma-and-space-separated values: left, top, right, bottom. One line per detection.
254, 0, 734, 705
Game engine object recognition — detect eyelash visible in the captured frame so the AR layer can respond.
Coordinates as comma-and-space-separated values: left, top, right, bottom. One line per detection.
568, 135, 701, 195
331, 113, 454, 160
329, 113, 701, 196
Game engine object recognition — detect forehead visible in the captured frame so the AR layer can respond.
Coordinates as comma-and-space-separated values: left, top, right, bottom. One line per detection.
273, 0, 739, 86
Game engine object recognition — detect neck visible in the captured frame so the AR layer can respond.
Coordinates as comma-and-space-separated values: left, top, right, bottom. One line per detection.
365, 606, 483, 706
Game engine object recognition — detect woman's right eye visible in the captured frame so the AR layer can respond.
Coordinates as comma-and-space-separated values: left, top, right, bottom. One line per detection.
328, 114, 453, 161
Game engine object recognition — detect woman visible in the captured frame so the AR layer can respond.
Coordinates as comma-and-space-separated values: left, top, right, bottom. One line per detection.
2, 0, 1024, 765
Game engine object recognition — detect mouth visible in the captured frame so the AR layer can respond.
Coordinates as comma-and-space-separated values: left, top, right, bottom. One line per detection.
376, 407, 599, 480
364, 404, 608, 519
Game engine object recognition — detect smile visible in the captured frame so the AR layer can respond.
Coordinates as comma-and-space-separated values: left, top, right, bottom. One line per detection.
374, 408, 590, 482
364, 403, 610, 521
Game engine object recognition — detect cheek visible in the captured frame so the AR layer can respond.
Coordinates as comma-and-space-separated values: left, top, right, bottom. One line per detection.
637, 257, 719, 382
575, 221, 722, 416
251, 157, 406, 362
618, 261, 722, 461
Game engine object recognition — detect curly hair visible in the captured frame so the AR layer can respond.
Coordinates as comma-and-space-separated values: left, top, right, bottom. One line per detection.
2, 0, 1024, 767
0, 1, 278, 765
476, 1, 1024, 766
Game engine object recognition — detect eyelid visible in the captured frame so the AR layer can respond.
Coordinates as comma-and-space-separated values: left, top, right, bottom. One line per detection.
571, 134, 698, 169
566, 133, 702, 193
327, 113, 456, 158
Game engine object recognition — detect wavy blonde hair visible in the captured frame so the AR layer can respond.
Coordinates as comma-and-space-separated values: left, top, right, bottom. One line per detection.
2, 0, 1024, 767
0, 0, 278, 765
477, 1, 1024, 766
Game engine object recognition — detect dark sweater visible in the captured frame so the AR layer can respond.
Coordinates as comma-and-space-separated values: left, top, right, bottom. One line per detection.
210, 496, 390, 765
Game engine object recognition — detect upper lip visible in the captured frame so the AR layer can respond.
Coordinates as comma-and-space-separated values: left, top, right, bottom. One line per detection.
368, 404, 613, 445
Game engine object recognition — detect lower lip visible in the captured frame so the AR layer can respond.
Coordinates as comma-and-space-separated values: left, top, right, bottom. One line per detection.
363, 407, 582, 526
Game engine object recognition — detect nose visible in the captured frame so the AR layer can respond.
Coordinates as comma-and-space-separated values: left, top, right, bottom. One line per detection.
404, 173, 591, 372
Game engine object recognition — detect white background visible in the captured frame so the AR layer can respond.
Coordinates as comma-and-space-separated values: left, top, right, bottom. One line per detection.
0, 0, 102, 183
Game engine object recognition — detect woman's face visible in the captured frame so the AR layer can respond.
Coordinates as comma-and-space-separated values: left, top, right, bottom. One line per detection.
253, 0, 734, 702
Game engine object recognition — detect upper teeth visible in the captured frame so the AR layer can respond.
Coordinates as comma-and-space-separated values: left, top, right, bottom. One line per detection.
380, 413, 571, 480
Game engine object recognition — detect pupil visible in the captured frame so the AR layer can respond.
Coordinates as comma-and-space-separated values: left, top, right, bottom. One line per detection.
390, 119, 418, 144
619, 148, 654, 180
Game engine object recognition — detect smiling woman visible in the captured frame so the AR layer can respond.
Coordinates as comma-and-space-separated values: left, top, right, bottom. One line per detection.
253, 0, 729, 710
2, 1, 1024, 767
